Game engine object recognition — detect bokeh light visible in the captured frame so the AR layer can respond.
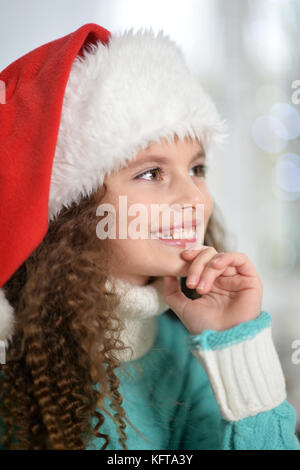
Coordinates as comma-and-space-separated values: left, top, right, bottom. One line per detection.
252, 116, 288, 153
270, 103, 300, 140
272, 153, 300, 201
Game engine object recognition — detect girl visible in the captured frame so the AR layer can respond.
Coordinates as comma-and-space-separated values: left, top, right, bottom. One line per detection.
0, 22, 299, 451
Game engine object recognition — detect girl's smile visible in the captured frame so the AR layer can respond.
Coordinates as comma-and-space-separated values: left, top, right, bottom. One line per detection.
99, 134, 213, 285
150, 222, 202, 249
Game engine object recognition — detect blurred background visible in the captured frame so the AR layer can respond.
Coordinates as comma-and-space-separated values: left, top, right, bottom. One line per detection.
1, 0, 299, 432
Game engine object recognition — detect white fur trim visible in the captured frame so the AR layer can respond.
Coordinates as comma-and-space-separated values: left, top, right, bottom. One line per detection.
104, 275, 168, 320
49, 28, 228, 221
103, 276, 168, 362
0, 288, 15, 343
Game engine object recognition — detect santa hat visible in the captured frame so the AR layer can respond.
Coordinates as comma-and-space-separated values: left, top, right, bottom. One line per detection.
0, 23, 227, 345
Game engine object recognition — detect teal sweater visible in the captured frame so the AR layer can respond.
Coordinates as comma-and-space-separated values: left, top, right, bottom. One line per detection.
87, 310, 300, 450
1, 311, 299, 450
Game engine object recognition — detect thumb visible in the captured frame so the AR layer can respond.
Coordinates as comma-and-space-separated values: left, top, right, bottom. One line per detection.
162, 276, 189, 319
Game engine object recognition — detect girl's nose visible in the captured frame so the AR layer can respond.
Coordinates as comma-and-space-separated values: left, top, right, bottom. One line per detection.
171, 177, 205, 209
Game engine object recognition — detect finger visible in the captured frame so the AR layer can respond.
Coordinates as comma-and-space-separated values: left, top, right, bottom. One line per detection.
195, 261, 238, 294
195, 253, 255, 293
221, 266, 237, 276
181, 246, 211, 259
183, 247, 218, 288
162, 276, 190, 319
210, 252, 257, 277
210, 255, 237, 276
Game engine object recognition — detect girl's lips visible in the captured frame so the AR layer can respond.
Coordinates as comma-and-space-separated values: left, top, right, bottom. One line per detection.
152, 235, 197, 248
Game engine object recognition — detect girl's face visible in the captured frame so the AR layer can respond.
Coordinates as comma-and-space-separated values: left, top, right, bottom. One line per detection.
99, 135, 214, 285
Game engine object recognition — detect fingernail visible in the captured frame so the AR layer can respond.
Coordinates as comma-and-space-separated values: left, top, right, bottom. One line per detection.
187, 275, 198, 286
198, 280, 206, 290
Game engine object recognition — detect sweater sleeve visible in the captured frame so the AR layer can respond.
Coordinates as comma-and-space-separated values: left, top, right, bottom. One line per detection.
183, 310, 300, 450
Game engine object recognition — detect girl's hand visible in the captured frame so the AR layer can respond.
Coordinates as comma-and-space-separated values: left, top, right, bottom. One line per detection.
162, 246, 263, 335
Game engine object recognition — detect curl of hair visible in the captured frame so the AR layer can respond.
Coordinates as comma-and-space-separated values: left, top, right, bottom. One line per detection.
0, 187, 232, 449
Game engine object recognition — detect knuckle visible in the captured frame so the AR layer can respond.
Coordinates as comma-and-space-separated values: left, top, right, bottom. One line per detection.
189, 247, 218, 273
202, 246, 217, 255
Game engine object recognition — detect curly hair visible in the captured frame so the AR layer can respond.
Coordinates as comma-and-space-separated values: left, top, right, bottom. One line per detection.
0, 184, 233, 450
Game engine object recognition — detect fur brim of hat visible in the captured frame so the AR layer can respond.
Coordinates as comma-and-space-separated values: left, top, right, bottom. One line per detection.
49, 28, 228, 221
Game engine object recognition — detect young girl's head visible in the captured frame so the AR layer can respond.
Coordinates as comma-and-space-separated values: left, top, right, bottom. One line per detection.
0, 24, 229, 450
101, 134, 213, 286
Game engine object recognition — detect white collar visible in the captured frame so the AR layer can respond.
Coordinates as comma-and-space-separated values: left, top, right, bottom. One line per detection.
104, 276, 169, 363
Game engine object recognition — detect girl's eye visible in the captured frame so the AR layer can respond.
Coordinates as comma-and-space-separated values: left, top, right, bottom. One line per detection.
190, 164, 207, 178
135, 167, 164, 181
134, 164, 208, 181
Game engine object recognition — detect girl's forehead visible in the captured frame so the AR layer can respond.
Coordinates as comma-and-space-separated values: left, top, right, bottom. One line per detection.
144, 135, 203, 151
135, 137, 204, 162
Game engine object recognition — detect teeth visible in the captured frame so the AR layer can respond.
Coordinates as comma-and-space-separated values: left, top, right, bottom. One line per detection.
154, 227, 196, 240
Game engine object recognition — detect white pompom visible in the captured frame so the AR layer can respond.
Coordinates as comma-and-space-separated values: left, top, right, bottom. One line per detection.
0, 288, 15, 342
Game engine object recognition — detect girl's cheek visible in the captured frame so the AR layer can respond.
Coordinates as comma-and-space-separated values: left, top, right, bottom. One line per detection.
207, 198, 214, 220
204, 188, 214, 215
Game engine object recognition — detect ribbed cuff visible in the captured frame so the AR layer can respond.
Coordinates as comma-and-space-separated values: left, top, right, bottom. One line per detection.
186, 315, 287, 422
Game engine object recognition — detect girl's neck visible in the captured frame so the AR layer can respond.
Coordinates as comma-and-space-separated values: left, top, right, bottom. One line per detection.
104, 275, 169, 362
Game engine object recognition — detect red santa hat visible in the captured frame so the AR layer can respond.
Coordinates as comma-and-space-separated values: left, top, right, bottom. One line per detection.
0, 22, 227, 345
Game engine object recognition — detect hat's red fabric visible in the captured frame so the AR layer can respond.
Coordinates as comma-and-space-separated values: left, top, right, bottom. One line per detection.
0, 23, 111, 287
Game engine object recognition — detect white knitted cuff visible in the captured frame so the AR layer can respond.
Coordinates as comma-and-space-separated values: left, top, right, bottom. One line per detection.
191, 326, 287, 421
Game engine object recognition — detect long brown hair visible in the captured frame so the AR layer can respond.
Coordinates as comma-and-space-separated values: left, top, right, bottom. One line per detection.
0, 185, 232, 450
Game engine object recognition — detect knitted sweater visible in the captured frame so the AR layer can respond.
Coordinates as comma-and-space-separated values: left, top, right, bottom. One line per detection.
1, 277, 299, 450
87, 276, 300, 450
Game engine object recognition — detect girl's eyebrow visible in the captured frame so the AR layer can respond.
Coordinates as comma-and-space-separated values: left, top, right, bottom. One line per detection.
127, 150, 205, 170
